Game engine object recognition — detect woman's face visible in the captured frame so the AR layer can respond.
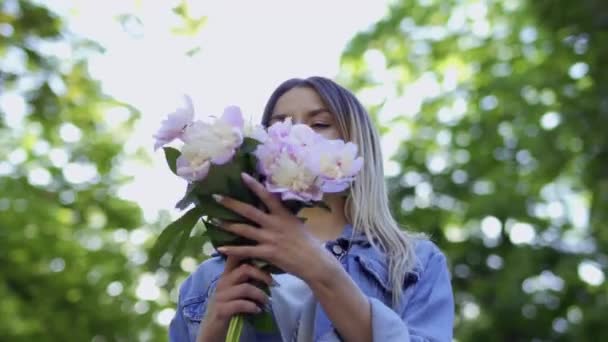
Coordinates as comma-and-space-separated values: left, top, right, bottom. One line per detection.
269, 87, 342, 140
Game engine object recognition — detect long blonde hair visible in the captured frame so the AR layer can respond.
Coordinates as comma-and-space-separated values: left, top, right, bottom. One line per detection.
262, 76, 420, 307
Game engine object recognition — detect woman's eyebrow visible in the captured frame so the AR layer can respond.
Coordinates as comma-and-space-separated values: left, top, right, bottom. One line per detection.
307, 108, 330, 118
269, 113, 291, 122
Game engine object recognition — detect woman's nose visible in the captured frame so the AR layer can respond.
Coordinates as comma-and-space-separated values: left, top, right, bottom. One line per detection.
291, 115, 305, 125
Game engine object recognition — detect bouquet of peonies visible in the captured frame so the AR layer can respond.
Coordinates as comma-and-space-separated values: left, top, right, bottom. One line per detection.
150, 96, 362, 340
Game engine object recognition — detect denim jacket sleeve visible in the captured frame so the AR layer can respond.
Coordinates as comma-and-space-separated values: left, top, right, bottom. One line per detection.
368, 248, 454, 342
169, 278, 191, 342
169, 257, 224, 342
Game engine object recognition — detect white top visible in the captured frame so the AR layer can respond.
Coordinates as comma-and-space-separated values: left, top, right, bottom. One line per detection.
270, 273, 317, 342
268, 241, 343, 342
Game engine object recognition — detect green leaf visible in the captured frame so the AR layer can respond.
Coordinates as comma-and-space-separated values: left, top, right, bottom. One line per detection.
175, 183, 198, 210
250, 258, 270, 270
312, 201, 331, 212
247, 311, 278, 334
163, 147, 181, 176
172, 219, 198, 266
245, 153, 259, 177
194, 158, 244, 196
244, 279, 278, 333
282, 200, 307, 215
203, 219, 253, 247
184, 233, 209, 257
241, 137, 262, 154
186, 148, 261, 218
227, 176, 257, 206
249, 259, 284, 275
148, 206, 204, 268
260, 263, 284, 274
198, 195, 250, 222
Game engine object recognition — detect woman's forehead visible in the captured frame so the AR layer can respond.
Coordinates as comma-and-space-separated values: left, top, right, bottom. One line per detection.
273, 87, 326, 115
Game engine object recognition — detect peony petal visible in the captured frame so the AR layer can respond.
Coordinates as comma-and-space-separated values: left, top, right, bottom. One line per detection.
344, 141, 358, 154
153, 124, 181, 151
210, 149, 236, 165
264, 181, 290, 193
153, 135, 171, 150
308, 187, 324, 201
176, 156, 210, 182
281, 191, 309, 202
153, 97, 195, 150
268, 118, 292, 140
349, 157, 364, 176
182, 120, 212, 143
232, 127, 244, 146
183, 95, 195, 121
221, 105, 244, 129
254, 144, 282, 176
175, 154, 190, 169
321, 179, 351, 193
288, 124, 321, 147
247, 124, 269, 143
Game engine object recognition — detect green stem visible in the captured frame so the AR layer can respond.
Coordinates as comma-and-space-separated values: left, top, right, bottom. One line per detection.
225, 314, 244, 342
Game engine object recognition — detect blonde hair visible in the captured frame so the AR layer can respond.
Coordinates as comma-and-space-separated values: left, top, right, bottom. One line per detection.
262, 77, 421, 307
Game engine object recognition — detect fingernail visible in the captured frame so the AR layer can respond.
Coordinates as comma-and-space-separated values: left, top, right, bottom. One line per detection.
212, 194, 223, 202
255, 306, 262, 313
217, 247, 227, 253
241, 172, 253, 182
263, 301, 272, 312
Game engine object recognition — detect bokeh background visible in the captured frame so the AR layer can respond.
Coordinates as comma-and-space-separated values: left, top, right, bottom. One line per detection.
1, 0, 607, 341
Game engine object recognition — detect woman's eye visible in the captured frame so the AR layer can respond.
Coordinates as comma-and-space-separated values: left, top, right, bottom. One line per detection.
312, 123, 330, 129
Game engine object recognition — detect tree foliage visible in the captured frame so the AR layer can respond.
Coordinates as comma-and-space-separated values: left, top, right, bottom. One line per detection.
339, 0, 608, 340
3, 0, 607, 340
0, 0, 166, 340
1, 0, 215, 340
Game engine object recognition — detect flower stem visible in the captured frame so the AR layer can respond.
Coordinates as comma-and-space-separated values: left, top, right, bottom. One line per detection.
225, 314, 244, 342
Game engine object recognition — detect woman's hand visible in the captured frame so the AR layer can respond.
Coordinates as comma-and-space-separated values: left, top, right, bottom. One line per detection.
213, 173, 373, 342
197, 255, 273, 342
213, 172, 336, 283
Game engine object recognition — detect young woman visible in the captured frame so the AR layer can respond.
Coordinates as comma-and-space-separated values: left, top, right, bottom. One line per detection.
169, 77, 454, 341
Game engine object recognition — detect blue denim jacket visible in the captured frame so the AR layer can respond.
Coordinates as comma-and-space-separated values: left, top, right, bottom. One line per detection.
169, 225, 454, 341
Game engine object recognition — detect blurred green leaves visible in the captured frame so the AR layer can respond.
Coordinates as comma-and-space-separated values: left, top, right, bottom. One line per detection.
172, 0, 208, 37
148, 206, 204, 269
0, 0, 160, 340
341, 0, 608, 340
3, 0, 607, 340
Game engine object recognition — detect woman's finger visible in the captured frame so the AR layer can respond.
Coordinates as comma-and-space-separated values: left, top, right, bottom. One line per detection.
216, 283, 269, 306
218, 245, 271, 262
213, 194, 269, 226
224, 263, 273, 287
224, 255, 244, 273
222, 223, 270, 243
240, 172, 287, 215
214, 299, 262, 320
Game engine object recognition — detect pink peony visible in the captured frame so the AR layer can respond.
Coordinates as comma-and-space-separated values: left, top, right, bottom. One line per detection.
153, 95, 195, 150
307, 139, 363, 193
258, 145, 323, 202
174, 105, 245, 182
254, 121, 362, 201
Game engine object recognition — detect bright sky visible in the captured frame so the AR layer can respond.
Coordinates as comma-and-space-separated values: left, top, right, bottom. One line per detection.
46, 0, 390, 221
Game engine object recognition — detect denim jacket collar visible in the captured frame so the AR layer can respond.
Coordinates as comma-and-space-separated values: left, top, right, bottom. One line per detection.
335, 223, 369, 246
338, 224, 422, 293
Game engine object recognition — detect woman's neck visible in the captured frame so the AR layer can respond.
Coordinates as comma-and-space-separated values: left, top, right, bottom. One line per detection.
298, 194, 348, 242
